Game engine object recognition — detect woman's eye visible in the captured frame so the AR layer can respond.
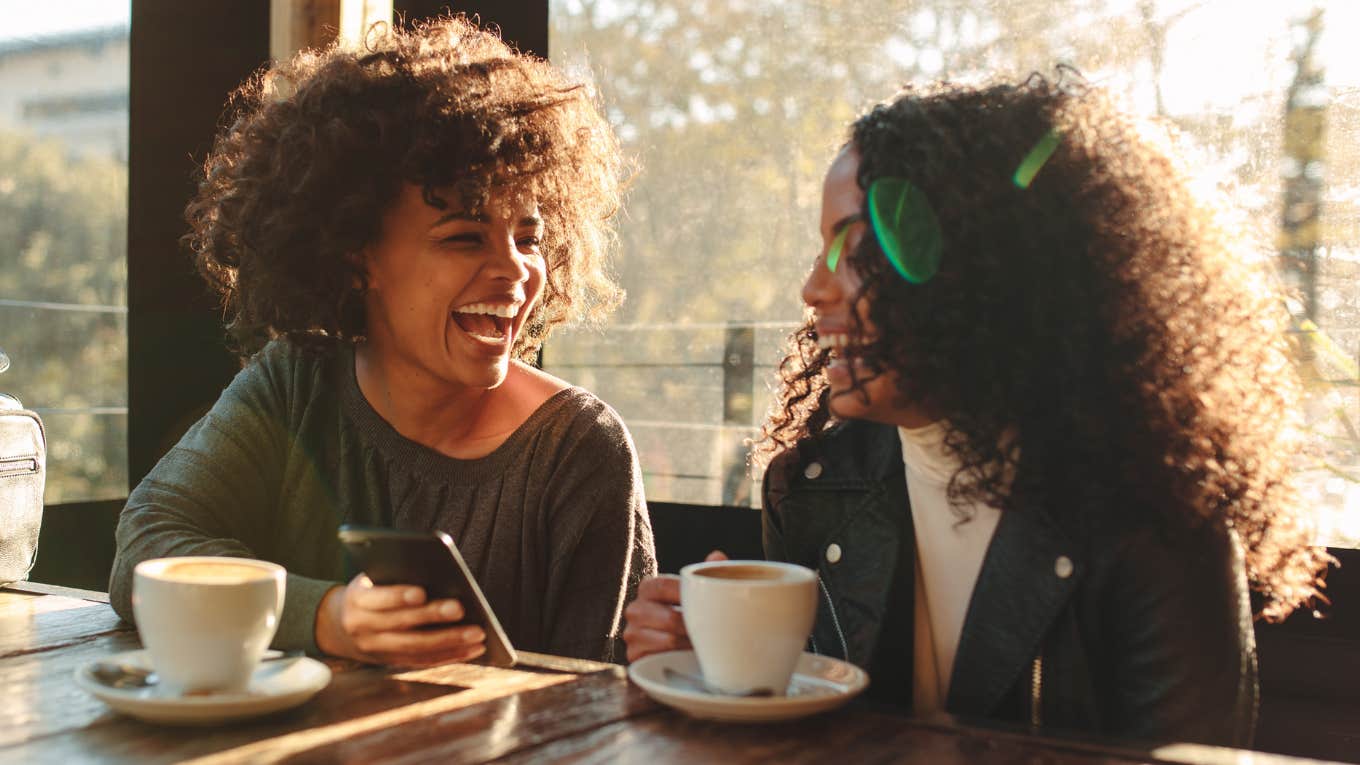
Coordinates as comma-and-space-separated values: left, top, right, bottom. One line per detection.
439, 233, 483, 247
517, 236, 543, 251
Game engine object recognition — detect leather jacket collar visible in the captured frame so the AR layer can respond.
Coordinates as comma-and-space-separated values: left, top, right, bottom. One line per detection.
763, 419, 1082, 717
761, 418, 1257, 746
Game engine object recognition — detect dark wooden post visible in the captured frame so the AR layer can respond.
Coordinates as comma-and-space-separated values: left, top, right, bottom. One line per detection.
393, 1, 547, 56
127, 1, 270, 486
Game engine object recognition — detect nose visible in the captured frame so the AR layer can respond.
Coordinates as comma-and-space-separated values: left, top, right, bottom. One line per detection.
801, 254, 837, 309
487, 231, 532, 283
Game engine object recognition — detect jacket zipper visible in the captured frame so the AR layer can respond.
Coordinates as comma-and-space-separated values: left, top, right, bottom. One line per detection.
816, 574, 848, 658
1029, 653, 1044, 728
0, 456, 38, 479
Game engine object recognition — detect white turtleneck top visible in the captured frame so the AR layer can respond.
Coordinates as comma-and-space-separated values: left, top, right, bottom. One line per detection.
898, 423, 1002, 713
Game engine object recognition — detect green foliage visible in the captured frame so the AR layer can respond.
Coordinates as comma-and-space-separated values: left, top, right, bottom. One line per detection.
549, 2, 1360, 532
551, 0, 1287, 327
0, 131, 126, 305
0, 130, 127, 502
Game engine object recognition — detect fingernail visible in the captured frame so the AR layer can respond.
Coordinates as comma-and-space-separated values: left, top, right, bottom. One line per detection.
468, 626, 486, 642
404, 588, 423, 605
440, 601, 461, 619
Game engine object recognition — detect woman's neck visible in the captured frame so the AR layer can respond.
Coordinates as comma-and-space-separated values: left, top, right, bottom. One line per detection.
353, 343, 520, 460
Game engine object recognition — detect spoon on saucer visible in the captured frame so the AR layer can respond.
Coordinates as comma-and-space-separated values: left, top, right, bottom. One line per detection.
90, 651, 305, 690
662, 667, 775, 698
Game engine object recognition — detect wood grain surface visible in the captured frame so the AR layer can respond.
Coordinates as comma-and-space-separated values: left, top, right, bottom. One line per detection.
0, 588, 1343, 765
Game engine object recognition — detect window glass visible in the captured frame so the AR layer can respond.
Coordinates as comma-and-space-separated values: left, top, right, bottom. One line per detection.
0, 1, 129, 502
548, 1, 1359, 547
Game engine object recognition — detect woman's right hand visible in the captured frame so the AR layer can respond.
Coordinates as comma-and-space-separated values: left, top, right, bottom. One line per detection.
622, 550, 726, 663
314, 573, 487, 667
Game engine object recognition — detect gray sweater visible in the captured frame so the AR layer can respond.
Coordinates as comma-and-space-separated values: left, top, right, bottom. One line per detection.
109, 339, 656, 662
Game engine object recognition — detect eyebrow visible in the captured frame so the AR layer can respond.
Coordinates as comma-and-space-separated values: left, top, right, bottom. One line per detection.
827, 213, 863, 238
431, 213, 543, 228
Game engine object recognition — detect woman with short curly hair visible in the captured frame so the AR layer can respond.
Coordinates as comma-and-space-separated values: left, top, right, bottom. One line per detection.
625, 76, 1329, 744
111, 17, 656, 665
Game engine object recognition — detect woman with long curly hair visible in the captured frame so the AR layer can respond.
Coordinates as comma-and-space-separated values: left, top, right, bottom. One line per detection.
110, 17, 655, 664
624, 76, 1330, 744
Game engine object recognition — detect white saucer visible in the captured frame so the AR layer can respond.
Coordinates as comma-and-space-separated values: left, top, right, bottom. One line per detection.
628, 650, 867, 723
75, 649, 332, 725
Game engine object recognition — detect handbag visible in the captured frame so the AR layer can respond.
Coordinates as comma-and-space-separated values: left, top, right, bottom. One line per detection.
0, 347, 44, 585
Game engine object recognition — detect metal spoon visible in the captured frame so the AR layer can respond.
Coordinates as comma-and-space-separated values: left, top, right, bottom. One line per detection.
90, 651, 304, 690
662, 666, 775, 698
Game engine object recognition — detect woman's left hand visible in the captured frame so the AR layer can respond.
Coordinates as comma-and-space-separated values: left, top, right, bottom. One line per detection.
621, 550, 727, 663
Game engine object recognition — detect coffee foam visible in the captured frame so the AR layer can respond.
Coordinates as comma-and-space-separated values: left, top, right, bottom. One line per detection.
158, 561, 274, 584
693, 564, 793, 581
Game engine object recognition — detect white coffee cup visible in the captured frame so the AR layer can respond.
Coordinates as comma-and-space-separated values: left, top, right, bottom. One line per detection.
132, 556, 286, 695
680, 560, 817, 695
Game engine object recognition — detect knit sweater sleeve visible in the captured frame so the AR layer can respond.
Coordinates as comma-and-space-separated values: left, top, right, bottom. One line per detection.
540, 399, 657, 662
107, 342, 337, 653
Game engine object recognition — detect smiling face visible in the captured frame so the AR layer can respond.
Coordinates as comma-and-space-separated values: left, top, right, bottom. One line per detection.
802, 147, 936, 428
360, 184, 545, 393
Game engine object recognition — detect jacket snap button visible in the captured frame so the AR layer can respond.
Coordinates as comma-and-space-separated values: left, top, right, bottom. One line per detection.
826, 543, 842, 564
804, 462, 823, 480
1054, 555, 1074, 579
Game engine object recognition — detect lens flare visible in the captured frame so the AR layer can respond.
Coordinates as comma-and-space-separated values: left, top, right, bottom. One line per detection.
1013, 129, 1062, 189
867, 177, 943, 284
826, 224, 850, 273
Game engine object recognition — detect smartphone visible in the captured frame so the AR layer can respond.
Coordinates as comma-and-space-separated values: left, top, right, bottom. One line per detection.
337, 525, 517, 668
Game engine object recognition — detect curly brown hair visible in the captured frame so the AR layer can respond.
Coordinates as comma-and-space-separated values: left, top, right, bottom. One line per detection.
754, 76, 1330, 621
185, 16, 624, 359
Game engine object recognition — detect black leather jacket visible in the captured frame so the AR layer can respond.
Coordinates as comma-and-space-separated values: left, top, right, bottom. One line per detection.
761, 419, 1258, 747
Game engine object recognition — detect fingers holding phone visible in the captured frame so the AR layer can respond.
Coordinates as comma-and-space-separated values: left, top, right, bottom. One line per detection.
333, 526, 518, 667
317, 574, 488, 667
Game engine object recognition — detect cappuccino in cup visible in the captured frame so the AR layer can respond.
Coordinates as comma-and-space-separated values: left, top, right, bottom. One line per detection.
680, 560, 817, 696
133, 556, 285, 695
159, 560, 277, 584
691, 564, 789, 581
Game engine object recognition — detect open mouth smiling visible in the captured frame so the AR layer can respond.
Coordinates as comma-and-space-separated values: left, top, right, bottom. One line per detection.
816, 332, 851, 351
819, 332, 854, 376
451, 301, 520, 347
815, 328, 880, 382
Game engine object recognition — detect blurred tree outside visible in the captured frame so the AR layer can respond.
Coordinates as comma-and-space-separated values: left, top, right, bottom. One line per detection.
0, 129, 128, 502
546, 0, 1360, 545
1283, 8, 1360, 547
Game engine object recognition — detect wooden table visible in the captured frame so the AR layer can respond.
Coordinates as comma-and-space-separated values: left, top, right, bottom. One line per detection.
0, 583, 1344, 765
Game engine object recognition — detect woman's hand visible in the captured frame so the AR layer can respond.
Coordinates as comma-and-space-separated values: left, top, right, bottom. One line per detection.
314, 573, 487, 666
622, 550, 726, 663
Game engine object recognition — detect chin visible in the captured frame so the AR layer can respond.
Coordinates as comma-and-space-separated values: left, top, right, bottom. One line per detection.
830, 388, 905, 426
827, 389, 870, 421
471, 359, 512, 390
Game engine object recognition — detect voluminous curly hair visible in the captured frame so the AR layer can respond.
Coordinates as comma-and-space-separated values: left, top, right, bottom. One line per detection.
185, 16, 624, 359
754, 76, 1330, 621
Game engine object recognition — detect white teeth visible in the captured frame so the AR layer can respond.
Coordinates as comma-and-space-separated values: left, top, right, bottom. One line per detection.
817, 333, 850, 350
454, 302, 519, 318
464, 330, 507, 344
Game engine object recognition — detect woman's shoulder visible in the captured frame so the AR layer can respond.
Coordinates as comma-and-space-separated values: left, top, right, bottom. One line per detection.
490, 362, 633, 464
766, 419, 900, 483
538, 385, 633, 452
508, 361, 624, 428
226, 336, 345, 413
246, 335, 341, 376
